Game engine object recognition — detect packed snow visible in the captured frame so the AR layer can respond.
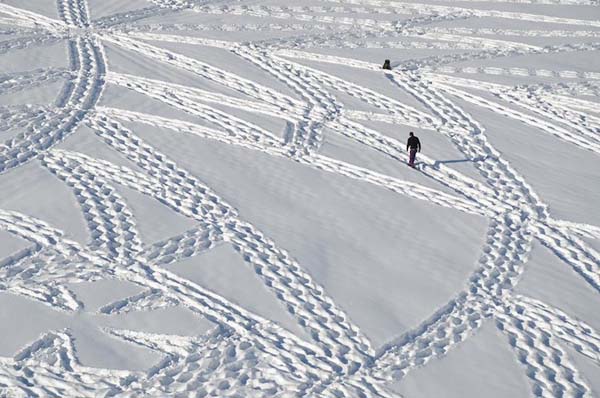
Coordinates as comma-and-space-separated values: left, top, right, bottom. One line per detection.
0, 0, 599, 397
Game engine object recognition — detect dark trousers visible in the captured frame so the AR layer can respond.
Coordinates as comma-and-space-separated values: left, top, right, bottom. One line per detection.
409, 149, 417, 167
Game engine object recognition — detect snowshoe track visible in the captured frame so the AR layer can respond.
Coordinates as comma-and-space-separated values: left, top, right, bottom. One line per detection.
0, 1, 598, 397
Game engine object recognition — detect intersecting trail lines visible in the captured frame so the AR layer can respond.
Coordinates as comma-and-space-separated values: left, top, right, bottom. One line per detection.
261, 47, 599, 395
424, 75, 600, 155
322, 66, 598, 398
0, 201, 337, 394
331, 0, 600, 28
75, 117, 375, 368
0, 0, 599, 397
293, 51, 600, 287
0, 4, 105, 175
97, 37, 499, 213
155, 0, 600, 29
94, 106, 489, 218
137, 0, 600, 56
139, 0, 600, 54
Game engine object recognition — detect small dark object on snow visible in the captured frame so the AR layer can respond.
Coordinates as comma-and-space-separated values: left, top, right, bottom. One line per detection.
382, 59, 391, 70
406, 132, 421, 168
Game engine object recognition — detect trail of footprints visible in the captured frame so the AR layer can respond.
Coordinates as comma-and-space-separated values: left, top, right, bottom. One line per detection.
0, 0, 599, 396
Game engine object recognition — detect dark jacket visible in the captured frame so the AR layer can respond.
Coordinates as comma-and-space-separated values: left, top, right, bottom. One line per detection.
407, 136, 421, 151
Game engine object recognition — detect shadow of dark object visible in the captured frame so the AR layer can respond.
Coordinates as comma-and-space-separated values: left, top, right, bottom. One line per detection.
407, 158, 488, 170
430, 156, 488, 168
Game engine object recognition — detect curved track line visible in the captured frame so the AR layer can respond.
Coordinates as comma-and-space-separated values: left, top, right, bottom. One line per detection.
82, 117, 376, 372
0, 26, 106, 174
95, 107, 488, 217
0, 1, 598, 396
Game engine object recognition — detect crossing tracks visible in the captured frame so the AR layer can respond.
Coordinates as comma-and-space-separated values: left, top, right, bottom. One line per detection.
0, 0, 599, 397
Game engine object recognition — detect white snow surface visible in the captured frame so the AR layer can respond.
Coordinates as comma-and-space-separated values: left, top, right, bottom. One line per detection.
0, 0, 599, 397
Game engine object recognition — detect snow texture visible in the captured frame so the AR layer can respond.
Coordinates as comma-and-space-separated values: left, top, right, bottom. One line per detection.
0, 0, 599, 397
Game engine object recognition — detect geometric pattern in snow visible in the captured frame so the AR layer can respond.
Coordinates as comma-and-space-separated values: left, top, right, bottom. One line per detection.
0, 0, 599, 397
166, 243, 313, 340
516, 241, 600, 331
389, 321, 531, 398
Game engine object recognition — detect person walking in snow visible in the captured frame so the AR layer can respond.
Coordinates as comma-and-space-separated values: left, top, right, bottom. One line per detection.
406, 132, 421, 168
